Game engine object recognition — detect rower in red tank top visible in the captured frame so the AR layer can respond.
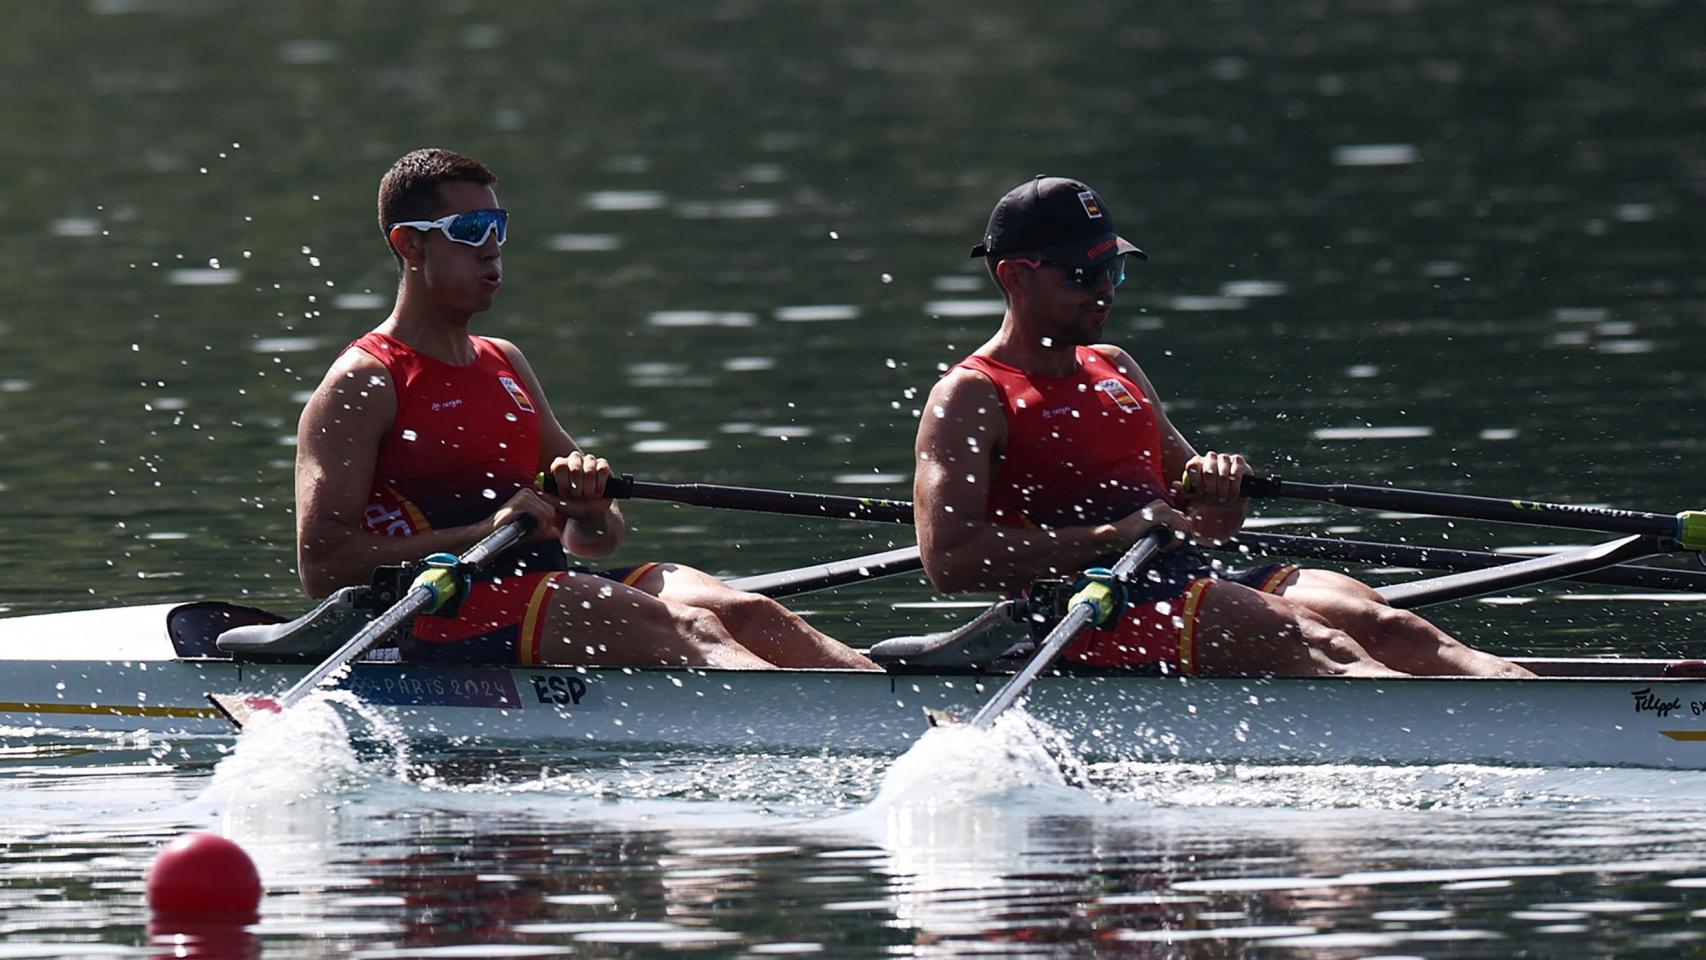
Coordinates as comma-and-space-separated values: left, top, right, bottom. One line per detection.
292, 148, 878, 672
914, 174, 1534, 679
953, 347, 1294, 674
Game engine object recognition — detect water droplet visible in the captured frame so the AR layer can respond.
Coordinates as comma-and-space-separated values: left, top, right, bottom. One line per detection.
400, 429, 418, 442
881, 273, 894, 284
482, 488, 497, 500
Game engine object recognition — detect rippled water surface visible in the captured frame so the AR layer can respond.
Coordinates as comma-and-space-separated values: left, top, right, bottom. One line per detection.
5, 0, 1706, 955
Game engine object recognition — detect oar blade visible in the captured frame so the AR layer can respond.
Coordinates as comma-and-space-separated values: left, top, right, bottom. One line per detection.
923, 706, 964, 728
205, 692, 281, 730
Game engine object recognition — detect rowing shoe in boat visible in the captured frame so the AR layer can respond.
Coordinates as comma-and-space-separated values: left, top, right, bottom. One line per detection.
5, 598, 1706, 769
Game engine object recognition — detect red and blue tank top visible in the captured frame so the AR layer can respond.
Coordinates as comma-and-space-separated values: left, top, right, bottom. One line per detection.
955, 346, 1170, 528
353, 332, 550, 545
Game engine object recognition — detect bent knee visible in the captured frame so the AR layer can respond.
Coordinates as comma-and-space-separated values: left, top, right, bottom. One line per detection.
1295, 618, 1381, 670
674, 605, 738, 646
1366, 601, 1430, 636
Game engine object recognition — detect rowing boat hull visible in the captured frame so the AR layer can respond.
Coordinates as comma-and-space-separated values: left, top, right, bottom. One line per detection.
5, 603, 1706, 768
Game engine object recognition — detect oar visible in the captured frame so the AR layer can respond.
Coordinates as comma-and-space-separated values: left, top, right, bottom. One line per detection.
959, 527, 1173, 729
1374, 534, 1666, 608
207, 516, 536, 728
1242, 475, 1706, 549
727, 545, 922, 599
604, 475, 912, 524
1233, 531, 1706, 593
608, 474, 1705, 594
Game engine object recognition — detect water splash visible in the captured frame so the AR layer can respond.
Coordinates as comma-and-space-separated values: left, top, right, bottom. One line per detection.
207, 690, 411, 806
867, 709, 1095, 818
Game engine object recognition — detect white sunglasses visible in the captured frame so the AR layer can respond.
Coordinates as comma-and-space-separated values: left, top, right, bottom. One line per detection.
393, 208, 508, 247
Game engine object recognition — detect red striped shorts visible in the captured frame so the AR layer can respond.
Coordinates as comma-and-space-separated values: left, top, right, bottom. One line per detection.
401, 563, 661, 665
1065, 557, 1298, 674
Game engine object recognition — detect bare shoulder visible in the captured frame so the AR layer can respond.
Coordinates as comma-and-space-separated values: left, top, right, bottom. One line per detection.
916, 364, 1006, 460
924, 363, 1001, 414
309, 344, 391, 401
299, 345, 395, 440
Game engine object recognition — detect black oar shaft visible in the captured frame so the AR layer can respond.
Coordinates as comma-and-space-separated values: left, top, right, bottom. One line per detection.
605, 475, 913, 524
1244, 475, 1702, 548
603, 473, 1703, 594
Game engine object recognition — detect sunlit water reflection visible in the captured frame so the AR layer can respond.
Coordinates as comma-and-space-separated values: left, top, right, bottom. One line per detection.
9, 710, 1706, 955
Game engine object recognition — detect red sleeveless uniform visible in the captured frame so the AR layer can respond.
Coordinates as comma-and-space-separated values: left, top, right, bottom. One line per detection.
956, 347, 1293, 674
357, 331, 550, 539
352, 333, 655, 664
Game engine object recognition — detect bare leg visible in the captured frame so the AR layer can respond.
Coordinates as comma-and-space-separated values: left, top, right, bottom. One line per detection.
1193, 579, 1408, 678
1275, 569, 1536, 678
534, 570, 773, 669
630, 564, 880, 670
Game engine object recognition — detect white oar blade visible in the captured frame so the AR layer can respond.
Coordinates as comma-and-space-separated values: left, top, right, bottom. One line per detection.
923, 706, 965, 728
205, 692, 282, 730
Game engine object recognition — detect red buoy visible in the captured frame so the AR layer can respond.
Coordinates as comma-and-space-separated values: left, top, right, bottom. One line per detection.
146, 832, 263, 918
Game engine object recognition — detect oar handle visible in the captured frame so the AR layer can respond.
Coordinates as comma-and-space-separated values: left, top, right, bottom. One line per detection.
603, 474, 915, 524
969, 526, 1173, 729
1242, 474, 1705, 550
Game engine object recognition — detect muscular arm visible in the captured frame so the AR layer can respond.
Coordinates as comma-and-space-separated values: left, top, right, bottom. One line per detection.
493, 339, 625, 559
913, 368, 1177, 593
294, 349, 554, 597
1095, 345, 1249, 542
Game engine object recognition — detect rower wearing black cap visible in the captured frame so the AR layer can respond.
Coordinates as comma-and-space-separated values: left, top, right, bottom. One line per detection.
912, 175, 1533, 678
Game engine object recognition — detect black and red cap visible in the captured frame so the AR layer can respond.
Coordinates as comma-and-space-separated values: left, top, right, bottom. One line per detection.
969, 175, 1148, 268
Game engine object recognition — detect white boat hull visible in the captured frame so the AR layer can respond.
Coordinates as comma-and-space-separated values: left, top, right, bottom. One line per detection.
5, 603, 1706, 768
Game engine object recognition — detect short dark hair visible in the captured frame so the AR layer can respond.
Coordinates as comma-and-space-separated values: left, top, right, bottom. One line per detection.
376, 148, 497, 269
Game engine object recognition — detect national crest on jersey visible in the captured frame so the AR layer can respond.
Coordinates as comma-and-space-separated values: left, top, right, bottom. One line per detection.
499, 375, 536, 413
1095, 377, 1143, 414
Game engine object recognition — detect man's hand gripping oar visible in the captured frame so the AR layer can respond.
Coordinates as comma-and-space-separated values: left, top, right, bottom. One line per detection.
927, 525, 1175, 731
207, 515, 537, 729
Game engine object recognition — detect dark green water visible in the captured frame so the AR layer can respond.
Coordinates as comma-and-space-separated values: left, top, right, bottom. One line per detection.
5, 1, 1706, 955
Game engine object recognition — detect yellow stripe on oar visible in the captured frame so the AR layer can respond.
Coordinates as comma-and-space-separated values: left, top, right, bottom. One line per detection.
1678, 511, 1706, 552
0, 701, 223, 720
1660, 731, 1706, 742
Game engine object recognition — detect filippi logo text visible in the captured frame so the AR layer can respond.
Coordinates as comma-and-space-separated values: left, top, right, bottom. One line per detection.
1631, 687, 1682, 717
